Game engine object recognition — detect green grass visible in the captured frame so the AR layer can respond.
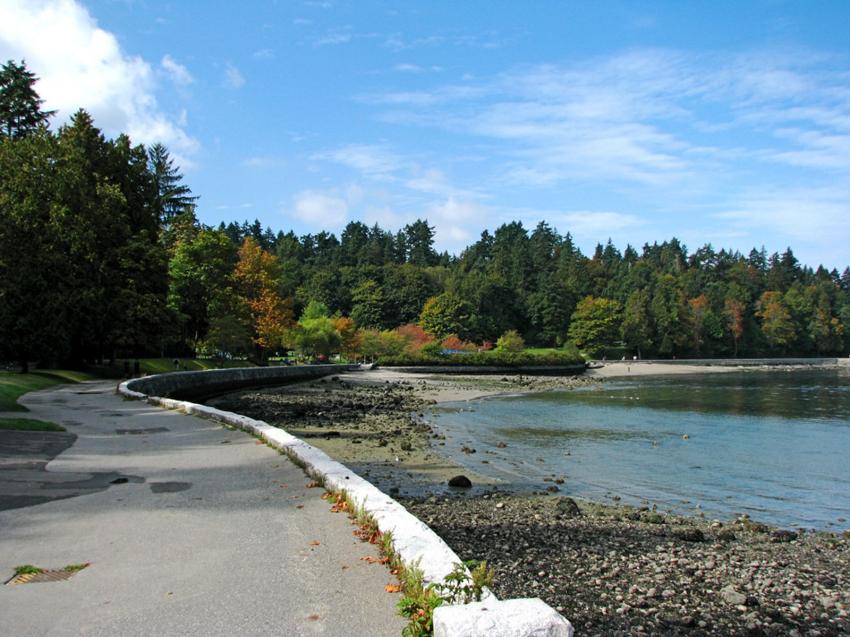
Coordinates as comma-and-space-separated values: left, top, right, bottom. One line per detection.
14, 564, 43, 575
0, 372, 67, 411
0, 418, 66, 432
134, 358, 255, 375
63, 563, 90, 573
0, 369, 101, 411
523, 347, 564, 355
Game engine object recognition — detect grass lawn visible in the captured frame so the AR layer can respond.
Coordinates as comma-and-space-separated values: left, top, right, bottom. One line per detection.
0, 418, 66, 432
0, 369, 99, 411
523, 347, 564, 355
135, 358, 255, 375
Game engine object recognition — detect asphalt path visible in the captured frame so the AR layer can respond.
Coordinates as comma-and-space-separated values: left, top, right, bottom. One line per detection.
0, 380, 405, 636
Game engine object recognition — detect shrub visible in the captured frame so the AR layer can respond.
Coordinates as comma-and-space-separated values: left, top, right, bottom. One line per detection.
495, 329, 525, 352
377, 348, 584, 367
440, 334, 476, 352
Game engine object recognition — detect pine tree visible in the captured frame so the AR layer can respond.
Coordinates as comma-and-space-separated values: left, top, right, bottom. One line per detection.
148, 143, 197, 225
0, 60, 55, 138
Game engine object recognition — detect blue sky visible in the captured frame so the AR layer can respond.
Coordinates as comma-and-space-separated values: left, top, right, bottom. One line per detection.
2, 1, 850, 270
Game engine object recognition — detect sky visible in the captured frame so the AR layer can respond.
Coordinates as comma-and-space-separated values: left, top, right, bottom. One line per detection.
2, 1, 850, 270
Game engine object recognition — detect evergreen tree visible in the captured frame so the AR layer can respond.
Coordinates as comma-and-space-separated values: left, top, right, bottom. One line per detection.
0, 60, 54, 138
148, 142, 197, 225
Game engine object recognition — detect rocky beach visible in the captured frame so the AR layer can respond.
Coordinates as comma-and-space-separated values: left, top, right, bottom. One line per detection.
209, 365, 850, 636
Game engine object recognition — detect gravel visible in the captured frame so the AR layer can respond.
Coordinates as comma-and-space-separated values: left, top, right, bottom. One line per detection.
400, 493, 850, 637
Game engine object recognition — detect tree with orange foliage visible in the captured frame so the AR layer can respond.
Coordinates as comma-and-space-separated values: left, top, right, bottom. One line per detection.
393, 323, 434, 352
723, 298, 745, 357
688, 294, 709, 355
233, 237, 293, 360
332, 316, 360, 357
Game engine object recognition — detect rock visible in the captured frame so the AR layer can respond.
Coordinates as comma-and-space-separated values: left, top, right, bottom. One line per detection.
448, 475, 472, 488
720, 585, 748, 606
717, 528, 737, 542
553, 497, 582, 518
770, 529, 797, 543
642, 512, 665, 524
496, 441, 508, 448
673, 528, 705, 542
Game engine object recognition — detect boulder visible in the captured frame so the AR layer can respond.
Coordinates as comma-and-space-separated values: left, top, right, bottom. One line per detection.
448, 475, 472, 488
554, 497, 582, 518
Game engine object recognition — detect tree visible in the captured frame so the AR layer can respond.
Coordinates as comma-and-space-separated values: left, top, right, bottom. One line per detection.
148, 143, 197, 225
168, 227, 236, 351
687, 294, 709, 355
0, 60, 54, 138
404, 219, 437, 266
419, 292, 475, 340
350, 279, 386, 328
723, 298, 745, 357
621, 289, 652, 359
233, 237, 293, 359
756, 291, 796, 352
567, 296, 621, 358
0, 127, 65, 370
393, 323, 434, 352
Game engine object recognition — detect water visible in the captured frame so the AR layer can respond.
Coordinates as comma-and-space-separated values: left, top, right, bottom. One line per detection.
431, 369, 850, 530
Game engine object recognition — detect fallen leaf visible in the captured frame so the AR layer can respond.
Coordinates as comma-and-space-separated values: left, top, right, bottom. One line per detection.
255, 440, 264, 445
296, 504, 304, 509
306, 481, 320, 488
385, 584, 401, 593
307, 614, 320, 621
309, 540, 321, 546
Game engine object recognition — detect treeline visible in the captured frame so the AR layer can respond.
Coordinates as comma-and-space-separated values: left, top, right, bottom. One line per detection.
206, 218, 850, 359
2, 60, 849, 370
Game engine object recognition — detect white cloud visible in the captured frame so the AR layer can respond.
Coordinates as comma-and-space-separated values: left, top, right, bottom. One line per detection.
556, 211, 643, 237
160, 54, 193, 85
0, 0, 198, 165
252, 48, 275, 60
314, 144, 400, 178
223, 62, 245, 89
292, 191, 349, 227
365, 48, 850, 193
393, 63, 423, 73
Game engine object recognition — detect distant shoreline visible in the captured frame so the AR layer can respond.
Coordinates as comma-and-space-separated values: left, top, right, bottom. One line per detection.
585, 357, 847, 379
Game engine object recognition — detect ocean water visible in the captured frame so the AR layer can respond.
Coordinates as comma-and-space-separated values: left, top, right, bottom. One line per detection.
431, 369, 850, 530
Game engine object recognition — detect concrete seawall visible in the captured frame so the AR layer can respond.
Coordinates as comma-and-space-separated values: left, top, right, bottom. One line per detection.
121, 366, 573, 637
124, 364, 359, 401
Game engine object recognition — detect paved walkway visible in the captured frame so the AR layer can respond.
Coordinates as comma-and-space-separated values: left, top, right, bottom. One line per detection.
0, 381, 405, 636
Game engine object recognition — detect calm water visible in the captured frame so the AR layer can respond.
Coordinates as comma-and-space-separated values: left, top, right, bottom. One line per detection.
431, 369, 850, 530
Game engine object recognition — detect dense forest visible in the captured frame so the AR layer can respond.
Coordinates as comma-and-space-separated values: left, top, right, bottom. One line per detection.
2, 60, 849, 370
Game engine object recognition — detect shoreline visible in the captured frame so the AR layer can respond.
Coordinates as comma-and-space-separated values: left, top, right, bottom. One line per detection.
209, 364, 849, 635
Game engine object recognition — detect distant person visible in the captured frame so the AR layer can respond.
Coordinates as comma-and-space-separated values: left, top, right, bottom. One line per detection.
173, 358, 179, 370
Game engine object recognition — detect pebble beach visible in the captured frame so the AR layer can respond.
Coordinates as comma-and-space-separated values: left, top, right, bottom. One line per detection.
210, 365, 850, 636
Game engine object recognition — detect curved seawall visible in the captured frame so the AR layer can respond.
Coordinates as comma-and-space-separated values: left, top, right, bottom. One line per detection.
120, 366, 573, 637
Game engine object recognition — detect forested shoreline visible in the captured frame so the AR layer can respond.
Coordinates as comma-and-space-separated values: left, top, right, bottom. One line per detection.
2, 60, 849, 371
